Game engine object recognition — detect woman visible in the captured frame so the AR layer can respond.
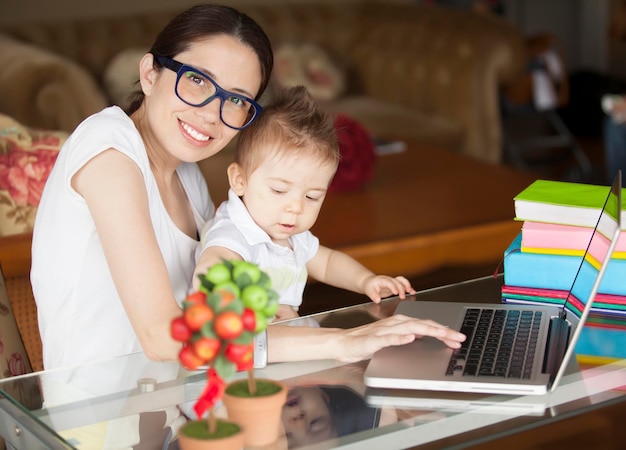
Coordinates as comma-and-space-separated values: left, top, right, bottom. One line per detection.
31, 4, 464, 371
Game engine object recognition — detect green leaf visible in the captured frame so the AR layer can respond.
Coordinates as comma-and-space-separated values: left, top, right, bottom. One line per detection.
206, 292, 222, 311
234, 272, 253, 290
222, 299, 244, 315
267, 289, 279, 303
213, 355, 237, 380
198, 273, 216, 292
200, 322, 216, 338
233, 331, 254, 345
258, 272, 272, 289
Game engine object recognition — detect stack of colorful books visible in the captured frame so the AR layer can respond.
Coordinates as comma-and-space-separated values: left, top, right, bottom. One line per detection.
502, 179, 626, 364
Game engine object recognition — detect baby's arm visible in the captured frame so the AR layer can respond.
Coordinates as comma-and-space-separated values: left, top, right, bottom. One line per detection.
193, 246, 242, 290
307, 246, 415, 303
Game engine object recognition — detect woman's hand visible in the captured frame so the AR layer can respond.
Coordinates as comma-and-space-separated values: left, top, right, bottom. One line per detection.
267, 314, 465, 364
335, 314, 465, 363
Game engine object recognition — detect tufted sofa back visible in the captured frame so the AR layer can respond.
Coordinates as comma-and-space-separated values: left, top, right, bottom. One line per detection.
0, 2, 525, 163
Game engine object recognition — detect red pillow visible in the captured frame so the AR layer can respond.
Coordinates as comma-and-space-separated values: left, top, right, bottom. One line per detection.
330, 114, 377, 193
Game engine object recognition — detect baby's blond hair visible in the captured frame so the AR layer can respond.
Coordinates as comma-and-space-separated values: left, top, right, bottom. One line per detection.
234, 85, 340, 177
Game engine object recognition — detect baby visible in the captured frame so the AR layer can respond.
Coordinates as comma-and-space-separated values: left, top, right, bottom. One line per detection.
194, 86, 415, 320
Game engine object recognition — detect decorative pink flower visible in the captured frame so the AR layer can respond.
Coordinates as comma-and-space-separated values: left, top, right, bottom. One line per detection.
8, 352, 27, 376
0, 146, 59, 207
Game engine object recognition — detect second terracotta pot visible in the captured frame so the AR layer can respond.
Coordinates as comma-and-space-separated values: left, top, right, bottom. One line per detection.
222, 379, 287, 447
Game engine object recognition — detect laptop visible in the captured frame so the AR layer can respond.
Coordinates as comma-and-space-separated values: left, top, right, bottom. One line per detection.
364, 171, 622, 396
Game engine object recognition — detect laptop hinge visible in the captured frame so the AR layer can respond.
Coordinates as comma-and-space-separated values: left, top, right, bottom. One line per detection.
542, 316, 571, 377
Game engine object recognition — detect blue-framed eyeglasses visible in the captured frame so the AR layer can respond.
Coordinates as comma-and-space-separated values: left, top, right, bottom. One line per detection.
153, 54, 263, 130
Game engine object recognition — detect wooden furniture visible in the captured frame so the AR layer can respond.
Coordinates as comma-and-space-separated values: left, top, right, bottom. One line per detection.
200, 141, 536, 278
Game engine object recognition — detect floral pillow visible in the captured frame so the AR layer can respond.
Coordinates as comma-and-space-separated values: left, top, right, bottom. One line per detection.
0, 276, 31, 377
0, 114, 65, 236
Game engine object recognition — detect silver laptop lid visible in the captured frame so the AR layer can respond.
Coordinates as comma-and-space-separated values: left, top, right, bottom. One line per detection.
550, 170, 622, 391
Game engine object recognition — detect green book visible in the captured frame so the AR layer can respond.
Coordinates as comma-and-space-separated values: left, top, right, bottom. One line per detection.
514, 180, 626, 230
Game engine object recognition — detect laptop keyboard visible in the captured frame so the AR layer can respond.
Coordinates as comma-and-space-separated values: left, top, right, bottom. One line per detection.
446, 308, 542, 379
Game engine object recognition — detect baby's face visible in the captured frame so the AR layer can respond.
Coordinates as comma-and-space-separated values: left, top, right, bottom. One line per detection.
240, 148, 336, 245
282, 387, 337, 447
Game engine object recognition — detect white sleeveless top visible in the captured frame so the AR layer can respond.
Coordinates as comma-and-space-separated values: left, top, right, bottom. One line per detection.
31, 106, 213, 370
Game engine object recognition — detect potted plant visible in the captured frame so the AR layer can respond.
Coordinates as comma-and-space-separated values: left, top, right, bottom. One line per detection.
171, 260, 286, 449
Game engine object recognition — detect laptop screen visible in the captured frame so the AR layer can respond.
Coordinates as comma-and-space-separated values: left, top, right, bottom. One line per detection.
562, 171, 622, 320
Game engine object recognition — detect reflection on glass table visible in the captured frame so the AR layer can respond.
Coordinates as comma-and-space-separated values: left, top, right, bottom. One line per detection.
1, 275, 626, 449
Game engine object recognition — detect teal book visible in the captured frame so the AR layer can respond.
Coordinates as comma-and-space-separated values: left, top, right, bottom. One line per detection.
514, 180, 626, 230
503, 234, 626, 296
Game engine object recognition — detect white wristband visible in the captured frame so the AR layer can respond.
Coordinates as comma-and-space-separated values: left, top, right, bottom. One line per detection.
253, 329, 268, 369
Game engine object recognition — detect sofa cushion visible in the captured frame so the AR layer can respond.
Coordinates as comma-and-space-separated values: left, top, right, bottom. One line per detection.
0, 33, 108, 133
320, 96, 465, 151
272, 42, 346, 102
0, 114, 65, 236
103, 47, 148, 109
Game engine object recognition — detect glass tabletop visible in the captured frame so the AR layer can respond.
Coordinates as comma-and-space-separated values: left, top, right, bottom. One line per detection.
2, 275, 626, 449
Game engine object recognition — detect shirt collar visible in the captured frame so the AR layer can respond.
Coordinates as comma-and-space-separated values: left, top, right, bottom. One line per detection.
225, 189, 274, 246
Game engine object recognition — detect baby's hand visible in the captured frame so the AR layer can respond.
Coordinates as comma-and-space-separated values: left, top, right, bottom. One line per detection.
272, 304, 300, 322
363, 275, 416, 303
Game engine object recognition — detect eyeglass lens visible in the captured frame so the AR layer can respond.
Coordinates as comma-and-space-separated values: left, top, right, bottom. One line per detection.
176, 68, 256, 128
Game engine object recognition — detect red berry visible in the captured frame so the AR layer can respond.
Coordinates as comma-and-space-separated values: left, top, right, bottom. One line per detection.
225, 342, 254, 371
184, 304, 214, 331
241, 308, 256, 331
214, 288, 236, 309
214, 311, 244, 340
184, 291, 207, 306
171, 317, 192, 342
192, 337, 221, 361
179, 345, 204, 370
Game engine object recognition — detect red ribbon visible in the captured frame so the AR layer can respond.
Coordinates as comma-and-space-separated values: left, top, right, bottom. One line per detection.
193, 368, 226, 418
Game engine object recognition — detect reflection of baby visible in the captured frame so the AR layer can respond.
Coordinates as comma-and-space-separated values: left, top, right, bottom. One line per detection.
280, 362, 444, 448
282, 385, 379, 448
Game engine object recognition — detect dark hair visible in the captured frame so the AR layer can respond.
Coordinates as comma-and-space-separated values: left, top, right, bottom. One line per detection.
126, 4, 273, 114
234, 85, 340, 177
321, 386, 381, 437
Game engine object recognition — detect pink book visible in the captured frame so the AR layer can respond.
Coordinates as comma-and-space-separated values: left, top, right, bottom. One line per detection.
521, 221, 626, 260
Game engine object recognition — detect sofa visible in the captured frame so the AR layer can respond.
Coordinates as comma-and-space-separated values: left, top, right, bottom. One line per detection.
0, 1, 528, 373
0, 1, 525, 164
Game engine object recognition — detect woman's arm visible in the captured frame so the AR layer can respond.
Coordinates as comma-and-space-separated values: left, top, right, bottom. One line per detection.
72, 149, 182, 362
267, 314, 465, 364
193, 245, 242, 290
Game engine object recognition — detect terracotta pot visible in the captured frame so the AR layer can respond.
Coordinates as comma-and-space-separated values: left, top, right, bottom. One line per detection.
177, 419, 244, 450
222, 379, 287, 447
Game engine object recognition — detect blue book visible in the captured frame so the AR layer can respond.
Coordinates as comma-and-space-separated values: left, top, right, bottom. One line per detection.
576, 326, 626, 362
503, 233, 626, 296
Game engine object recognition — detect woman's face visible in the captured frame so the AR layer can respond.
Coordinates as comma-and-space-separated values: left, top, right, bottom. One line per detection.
138, 34, 263, 164
282, 387, 337, 447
